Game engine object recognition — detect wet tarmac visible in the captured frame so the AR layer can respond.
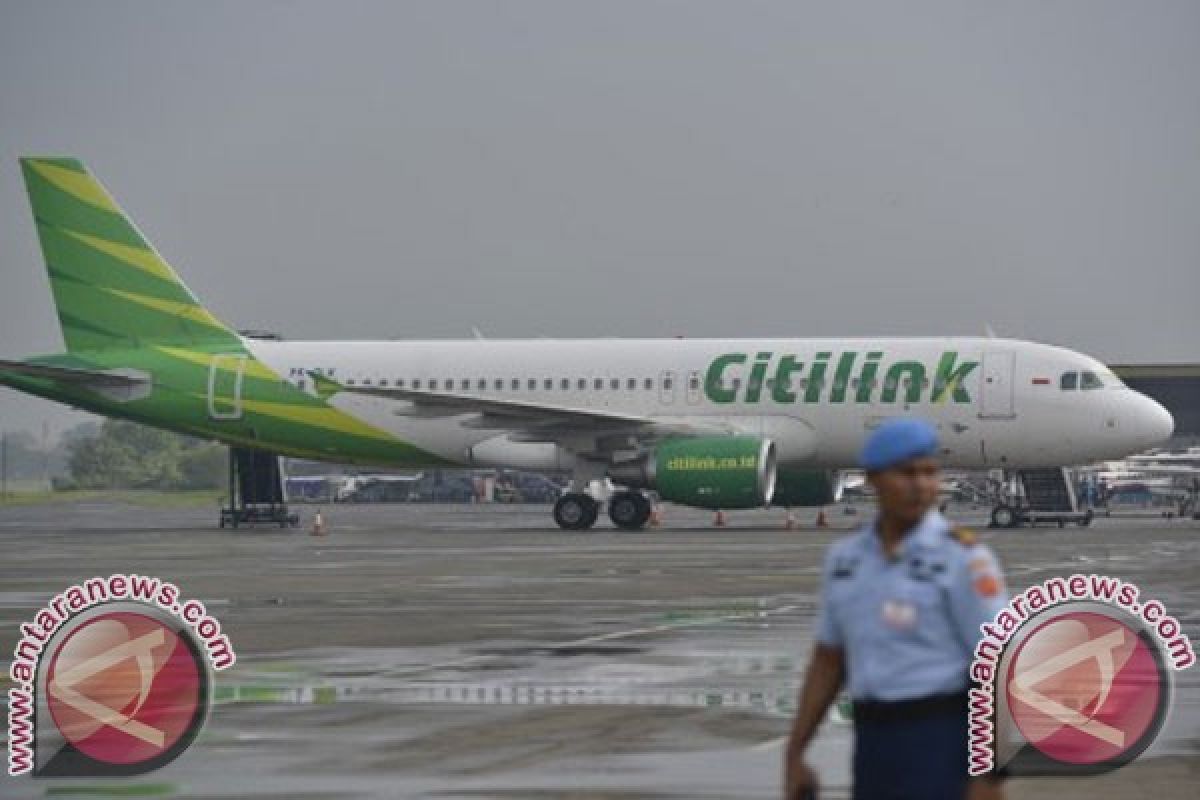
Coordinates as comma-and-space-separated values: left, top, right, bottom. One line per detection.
1, 501, 1197, 798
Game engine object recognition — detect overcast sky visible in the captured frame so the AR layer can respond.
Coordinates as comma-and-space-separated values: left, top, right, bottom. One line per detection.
1, 1, 1198, 437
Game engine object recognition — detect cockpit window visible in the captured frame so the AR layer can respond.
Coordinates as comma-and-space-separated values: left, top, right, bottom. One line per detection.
1060, 372, 1078, 390
1080, 371, 1104, 390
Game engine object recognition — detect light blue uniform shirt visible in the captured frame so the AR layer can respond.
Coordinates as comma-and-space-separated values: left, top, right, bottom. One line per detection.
815, 510, 1009, 702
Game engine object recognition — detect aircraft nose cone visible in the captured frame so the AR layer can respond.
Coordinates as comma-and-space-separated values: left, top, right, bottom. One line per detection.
1133, 393, 1174, 448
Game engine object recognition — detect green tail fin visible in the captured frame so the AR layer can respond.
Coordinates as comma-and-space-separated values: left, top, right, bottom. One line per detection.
19, 157, 243, 352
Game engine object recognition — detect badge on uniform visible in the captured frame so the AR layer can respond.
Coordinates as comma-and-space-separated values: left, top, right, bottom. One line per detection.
832, 555, 859, 580
881, 598, 918, 630
968, 554, 1002, 597
973, 573, 1001, 598
906, 555, 946, 582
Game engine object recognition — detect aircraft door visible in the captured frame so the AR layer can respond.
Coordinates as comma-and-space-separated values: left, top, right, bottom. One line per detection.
208, 354, 247, 420
979, 350, 1016, 418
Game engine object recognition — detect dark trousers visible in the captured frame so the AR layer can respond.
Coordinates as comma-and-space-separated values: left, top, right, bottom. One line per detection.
852, 696, 969, 800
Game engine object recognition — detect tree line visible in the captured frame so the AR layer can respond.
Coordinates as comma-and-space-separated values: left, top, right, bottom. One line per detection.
61, 420, 226, 489
0, 420, 226, 490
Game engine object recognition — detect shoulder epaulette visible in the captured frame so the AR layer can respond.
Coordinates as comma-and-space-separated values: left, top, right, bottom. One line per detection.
949, 526, 977, 546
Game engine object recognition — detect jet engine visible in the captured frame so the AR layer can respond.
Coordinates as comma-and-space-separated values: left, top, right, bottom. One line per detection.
771, 467, 839, 507
608, 436, 776, 510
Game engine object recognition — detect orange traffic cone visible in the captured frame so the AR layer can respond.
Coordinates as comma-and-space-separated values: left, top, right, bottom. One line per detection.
311, 509, 327, 537
714, 509, 727, 527
815, 508, 829, 529
784, 510, 796, 530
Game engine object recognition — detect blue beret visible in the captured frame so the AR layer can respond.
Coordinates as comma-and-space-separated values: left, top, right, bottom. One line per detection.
860, 417, 940, 471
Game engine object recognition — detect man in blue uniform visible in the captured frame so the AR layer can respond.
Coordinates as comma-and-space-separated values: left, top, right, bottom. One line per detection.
784, 418, 1008, 800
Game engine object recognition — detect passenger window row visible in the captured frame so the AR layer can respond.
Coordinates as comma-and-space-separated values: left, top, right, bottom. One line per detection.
342, 376, 664, 391
333, 374, 937, 392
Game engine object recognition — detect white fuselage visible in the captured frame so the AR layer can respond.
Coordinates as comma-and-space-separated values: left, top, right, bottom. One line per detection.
243, 336, 1174, 473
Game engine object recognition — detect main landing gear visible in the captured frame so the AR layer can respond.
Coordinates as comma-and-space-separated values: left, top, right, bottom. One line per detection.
553, 488, 652, 531
607, 490, 653, 531
553, 492, 599, 530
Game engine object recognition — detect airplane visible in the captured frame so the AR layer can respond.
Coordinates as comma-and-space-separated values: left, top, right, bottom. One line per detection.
831, 470, 980, 502
284, 473, 424, 503
1126, 447, 1200, 468
1100, 449, 1200, 518
0, 158, 1176, 530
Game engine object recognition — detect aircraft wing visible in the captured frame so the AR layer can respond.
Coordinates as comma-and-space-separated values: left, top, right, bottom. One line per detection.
1128, 453, 1200, 466
1121, 464, 1200, 476
319, 373, 732, 443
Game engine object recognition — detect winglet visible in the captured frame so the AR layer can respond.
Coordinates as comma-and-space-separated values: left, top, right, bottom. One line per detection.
306, 370, 342, 401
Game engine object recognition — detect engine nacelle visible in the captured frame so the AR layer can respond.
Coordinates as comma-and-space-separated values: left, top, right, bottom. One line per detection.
609, 436, 776, 510
772, 467, 839, 507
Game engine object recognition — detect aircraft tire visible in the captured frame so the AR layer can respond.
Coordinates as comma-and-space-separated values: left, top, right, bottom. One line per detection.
554, 493, 599, 531
991, 504, 1019, 529
608, 490, 652, 531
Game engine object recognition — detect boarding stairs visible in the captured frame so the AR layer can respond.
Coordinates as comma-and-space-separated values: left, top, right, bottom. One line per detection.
989, 467, 1093, 529
220, 448, 300, 529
